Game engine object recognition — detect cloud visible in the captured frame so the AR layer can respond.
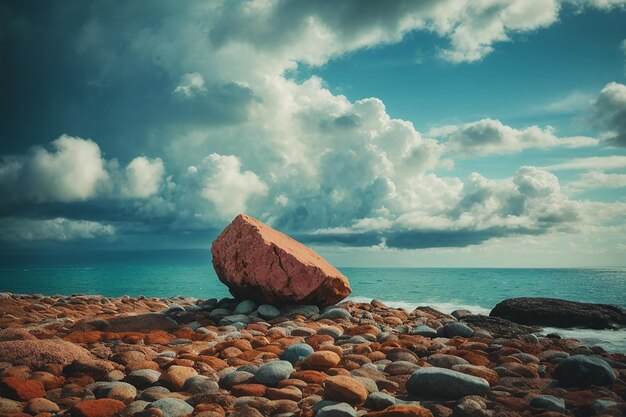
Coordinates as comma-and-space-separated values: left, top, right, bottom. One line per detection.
542, 156, 626, 171
123, 156, 165, 198
570, 171, 626, 189
173, 72, 207, 99
590, 82, 626, 146
432, 118, 597, 157
540, 91, 594, 114
0, 217, 115, 242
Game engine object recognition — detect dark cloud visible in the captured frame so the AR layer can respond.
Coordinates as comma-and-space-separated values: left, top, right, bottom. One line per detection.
591, 82, 626, 147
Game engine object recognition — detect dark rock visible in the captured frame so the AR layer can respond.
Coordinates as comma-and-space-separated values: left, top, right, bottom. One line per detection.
461, 315, 542, 339
406, 368, 490, 400
490, 297, 625, 329
553, 355, 616, 387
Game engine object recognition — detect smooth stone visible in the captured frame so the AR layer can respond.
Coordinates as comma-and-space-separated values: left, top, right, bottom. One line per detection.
530, 395, 566, 412
163, 305, 185, 315
281, 305, 320, 318
364, 392, 397, 411
553, 355, 616, 387
25, 397, 60, 414
410, 325, 437, 338
220, 371, 255, 389
312, 400, 341, 414
220, 314, 250, 325
280, 343, 314, 364
406, 368, 490, 399
592, 399, 618, 413
126, 369, 161, 389
208, 308, 232, 319
427, 354, 470, 369
199, 298, 218, 311
234, 300, 257, 315
183, 375, 219, 394
121, 400, 150, 417
140, 387, 171, 402
318, 327, 344, 338
95, 381, 137, 402
320, 309, 352, 321
442, 322, 474, 338
258, 305, 281, 320
316, 402, 356, 417
149, 398, 194, 417
255, 360, 294, 386
0, 398, 22, 414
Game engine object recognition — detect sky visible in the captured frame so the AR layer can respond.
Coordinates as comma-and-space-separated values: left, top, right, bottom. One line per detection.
1, 0, 625, 267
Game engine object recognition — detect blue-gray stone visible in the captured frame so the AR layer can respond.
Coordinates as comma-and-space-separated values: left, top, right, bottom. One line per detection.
554, 355, 616, 387
255, 360, 294, 386
169, 338, 192, 345
219, 371, 255, 389
140, 386, 171, 402
182, 375, 219, 394
162, 305, 185, 315
406, 368, 490, 399
149, 398, 194, 417
234, 299, 257, 315
592, 399, 618, 413
281, 305, 320, 318
280, 343, 314, 364
125, 369, 161, 389
257, 304, 281, 320
442, 322, 474, 338
312, 400, 341, 414
316, 402, 356, 417
364, 392, 397, 411
237, 365, 259, 374
410, 325, 437, 338
208, 308, 232, 319
320, 308, 352, 321
318, 327, 343, 338
158, 350, 176, 358
530, 395, 566, 412
199, 298, 218, 311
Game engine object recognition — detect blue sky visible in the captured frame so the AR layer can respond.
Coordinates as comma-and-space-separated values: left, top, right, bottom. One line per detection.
1, 1, 625, 267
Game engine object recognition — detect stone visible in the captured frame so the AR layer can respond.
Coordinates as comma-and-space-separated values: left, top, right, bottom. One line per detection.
220, 371, 255, 389
553, 355, 616, 387
149, 398, 194, 417
406, 368, 490, 400
410, 325, 437, 338
255, 360, 294, 386
70, 399, 126, 417
490, 297, 626, 329
234, 300, 257, 314
365, 404, 434, 417
125, 369, 161, 389
364, 392, 398, 411
461, 315, 542, 339
427, 354, 470, 369
303, 351, 341, 369
0, 339, 98, 368
211, 214, 351, 305
0, 398, 22, 414
140, 387, 172, 402
95, 381, 137, 403
25, 397, 60, 414
530, 395, 566, 412
282, 304, 320, 318
324, 375, 368, 405
441, 323, 474, 338
280, 343, 314, 364
384, 361, 419, 375
317, 402, 357, 417
121, 401, 150, 417
0, 376, 45, 400
82, 313, 180, 333
183, 375, 219, 394
257, 304, 281, 320
320, 308, 352, 321
160, 365, 198, 391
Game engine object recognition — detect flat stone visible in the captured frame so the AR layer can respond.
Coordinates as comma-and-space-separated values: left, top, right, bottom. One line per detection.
406, 368, 490, 400
442, 322, 474, 338
255, 360, 294, 386
530, 395, 566, 412
148, 398, 194, 417
316, 402, 356, 417
320, 308, 352, 321
234, 300, 257, 314
258, 304, 281, 320
553, 355, 616, 387
410, 325, 437, 338
364, 392, 397, 411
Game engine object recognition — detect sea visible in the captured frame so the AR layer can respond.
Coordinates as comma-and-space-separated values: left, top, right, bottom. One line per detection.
1, 249, 624, 352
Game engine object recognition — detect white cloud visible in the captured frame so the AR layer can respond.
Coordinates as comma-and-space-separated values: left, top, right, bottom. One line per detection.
433, 118, 597, 157
0, 218, 115, 242
570, 171, 626, 189
173, 72, 207, 99
124, 156, 165, 198
590, 82, 626, 146
542, 156, 626, 171
540, 91, 594, 114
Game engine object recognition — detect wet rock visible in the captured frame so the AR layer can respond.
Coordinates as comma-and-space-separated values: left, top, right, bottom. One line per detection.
234, 300, 257, 314
553, 355, 616, 387
70, 398, 126, 417
441, 323, 474, 338
460, 315, 542, 339
0, 339, 98, 368
490, 297, 626, 329
530, 395, 566, 412
410, 325, 437, 338
406, 368, 490, 399
303, 351, 341, 370
365, 404, 434, 417
317, 402, 357, 417
211, 214, 351, 305
364, 392, 397, 411
257, 304, 281, 320
0, 376, 45, 400
125, 369, 161, 389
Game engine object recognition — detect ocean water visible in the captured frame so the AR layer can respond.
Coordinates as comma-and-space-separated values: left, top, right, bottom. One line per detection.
0, 252, 624, 351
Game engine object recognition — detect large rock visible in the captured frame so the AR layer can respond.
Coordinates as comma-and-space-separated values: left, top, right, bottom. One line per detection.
211, 214, 351, 305
553, 355, 617, 387
461, 315, 542, 338
406, 368, 490, 400
0, 339, 98, 369
490, 297, 625, 329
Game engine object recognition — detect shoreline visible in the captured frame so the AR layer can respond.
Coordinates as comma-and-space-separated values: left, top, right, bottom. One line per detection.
0, 292, 625, 416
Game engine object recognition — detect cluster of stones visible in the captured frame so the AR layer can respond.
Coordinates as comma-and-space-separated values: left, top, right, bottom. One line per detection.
0, 293, 625, 417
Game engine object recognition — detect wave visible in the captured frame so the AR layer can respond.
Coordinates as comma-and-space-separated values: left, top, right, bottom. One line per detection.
347, 296, 491, 315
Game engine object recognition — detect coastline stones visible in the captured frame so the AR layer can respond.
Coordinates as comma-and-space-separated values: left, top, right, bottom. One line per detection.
0, 339, 97, 368
323, 375, 368, 405
303, 351, 341, 369
258, 304, 281, 320
255, 360, 294, 386
148, 398, 194, 417
211, 214, 352, 305
530, 395, 567, 412
280, 343, 314, 364
410, 325, 437, 338
70, 398, 126, 417
441, 322, 474, 338
490, 297, 626, 329
317, 402, 357, 417
0, 376, 45, 400
553, 355, 616, 387
406, 368, 490, 399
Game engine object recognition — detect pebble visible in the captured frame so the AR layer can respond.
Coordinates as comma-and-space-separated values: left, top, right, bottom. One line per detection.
148, 398, 194, 417
316, 402, 357, 417
257, 304, 281, 320
234, 299, 257, 315
406, 368, 490, 399
553, 355, 616, 387
530, 395, 567, 412
280, 343, 315, 364
410, 325, 437, 338
320, 308, 352, 321
255, 360, 294, 386
364, 392, 397, 411
323, 375, 368, 405
441, 322, 474, 338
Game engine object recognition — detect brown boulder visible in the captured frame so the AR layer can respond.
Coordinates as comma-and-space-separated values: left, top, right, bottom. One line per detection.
211, 214, 351, 306
0, 339, 96, 369
70, 399, 126, 417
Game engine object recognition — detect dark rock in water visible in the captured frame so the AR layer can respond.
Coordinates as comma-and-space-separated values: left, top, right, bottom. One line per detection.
406, 368, 490, 399
211, 214, 351, 306
553, 355, 616, 387
461, 315, 542, 339
490, 297, 625, 329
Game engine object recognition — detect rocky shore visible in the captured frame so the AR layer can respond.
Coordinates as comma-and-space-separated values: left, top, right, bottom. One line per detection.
0, 292, 624, 417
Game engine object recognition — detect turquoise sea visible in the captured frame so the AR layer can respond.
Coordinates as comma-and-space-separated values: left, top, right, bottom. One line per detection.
1, 250, 624, 351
